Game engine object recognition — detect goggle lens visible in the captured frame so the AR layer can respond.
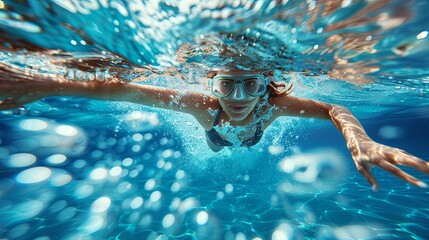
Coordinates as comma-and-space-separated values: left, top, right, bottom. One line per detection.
211, 75, 268, 98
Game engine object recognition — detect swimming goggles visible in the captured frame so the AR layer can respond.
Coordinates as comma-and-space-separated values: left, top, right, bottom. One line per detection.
209, 74, 269, 98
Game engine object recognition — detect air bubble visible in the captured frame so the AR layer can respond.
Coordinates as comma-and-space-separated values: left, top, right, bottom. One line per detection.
225, 184, 233, 193
196, 211, 209, 225
5, 153, 37, 168
130, 196, 144, 209
16, 167, 51, 184
417, 31, 428, 40
162, 214, 175, 228
91, 196, 111, 213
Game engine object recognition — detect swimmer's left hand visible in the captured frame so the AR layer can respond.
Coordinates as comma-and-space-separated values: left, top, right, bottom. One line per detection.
350, 139, 429, 191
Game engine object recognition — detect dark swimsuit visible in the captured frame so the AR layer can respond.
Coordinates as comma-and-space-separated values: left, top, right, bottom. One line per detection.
205, 108, 264, 147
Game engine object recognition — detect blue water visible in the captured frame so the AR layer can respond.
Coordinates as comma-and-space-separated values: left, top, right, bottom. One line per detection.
1, 0, 429, 239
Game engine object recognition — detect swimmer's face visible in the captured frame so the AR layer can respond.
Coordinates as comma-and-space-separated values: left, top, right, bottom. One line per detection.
213, 70, 263, 121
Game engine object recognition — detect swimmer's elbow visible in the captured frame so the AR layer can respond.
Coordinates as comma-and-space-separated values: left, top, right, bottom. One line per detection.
316, 103, 350, 120
328, 104, 351, 114
327, 104, 356, 122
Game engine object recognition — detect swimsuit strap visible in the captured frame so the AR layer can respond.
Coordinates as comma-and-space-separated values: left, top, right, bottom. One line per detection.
255, 108, 262, 130
256, 120, 262, 131
213, 108, 222, 126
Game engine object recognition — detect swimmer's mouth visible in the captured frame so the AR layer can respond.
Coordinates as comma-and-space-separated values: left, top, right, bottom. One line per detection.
229, 105, 248, 113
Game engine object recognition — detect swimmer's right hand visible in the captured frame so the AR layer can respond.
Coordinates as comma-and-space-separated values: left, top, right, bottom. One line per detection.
349, 139, 429, 191
0, 63, 59, 110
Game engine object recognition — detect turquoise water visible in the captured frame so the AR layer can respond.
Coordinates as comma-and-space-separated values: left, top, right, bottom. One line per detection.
1, 0, 429, 239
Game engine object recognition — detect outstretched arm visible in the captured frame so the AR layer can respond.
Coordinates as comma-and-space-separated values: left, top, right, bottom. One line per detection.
272, 95, 429, 191
0, 64, 217, 123
329, 105, 429, 191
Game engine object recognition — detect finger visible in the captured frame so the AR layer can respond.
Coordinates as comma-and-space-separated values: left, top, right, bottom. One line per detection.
378, 160, 428, 188
387, 149, 429, 174
357, 166, 379, 191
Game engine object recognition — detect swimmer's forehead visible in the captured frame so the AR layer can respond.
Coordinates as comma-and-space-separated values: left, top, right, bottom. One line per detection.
206, 69, 266, 79
216, 69, 259, 75
213, 74, 264, 80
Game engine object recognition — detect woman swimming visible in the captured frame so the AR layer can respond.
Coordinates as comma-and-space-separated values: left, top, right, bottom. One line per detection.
0, 64, 428, 191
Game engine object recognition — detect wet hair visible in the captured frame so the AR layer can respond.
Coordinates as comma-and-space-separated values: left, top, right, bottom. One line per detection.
267, 80, 293, 96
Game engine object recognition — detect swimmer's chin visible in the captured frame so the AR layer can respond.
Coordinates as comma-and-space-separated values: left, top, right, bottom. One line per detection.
226, 112, 251, 122
229, 116, 247, 122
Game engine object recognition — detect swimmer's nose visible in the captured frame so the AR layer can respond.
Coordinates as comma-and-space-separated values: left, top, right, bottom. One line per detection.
231, 84, 247, 100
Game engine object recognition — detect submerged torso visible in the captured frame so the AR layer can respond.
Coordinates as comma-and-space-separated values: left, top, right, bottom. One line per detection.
203, 98, 278, 151
205, 107, 264, 148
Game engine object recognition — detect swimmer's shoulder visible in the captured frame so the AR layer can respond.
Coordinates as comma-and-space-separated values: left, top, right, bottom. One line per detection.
182, 92, 220, 130
267, 93, 298, 118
